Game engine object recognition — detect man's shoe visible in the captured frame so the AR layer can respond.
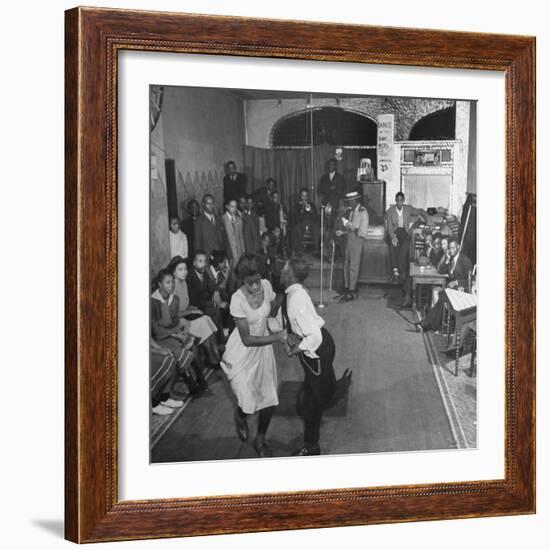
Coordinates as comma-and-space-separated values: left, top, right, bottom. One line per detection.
292, 444, 321, 456
152, 404, 175, 416
339, 291, 355, 302
333, 288, 348, 299
161, 398, 184, 408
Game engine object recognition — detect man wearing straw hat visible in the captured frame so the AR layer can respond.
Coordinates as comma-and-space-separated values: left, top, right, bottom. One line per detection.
335, 190, 369, 302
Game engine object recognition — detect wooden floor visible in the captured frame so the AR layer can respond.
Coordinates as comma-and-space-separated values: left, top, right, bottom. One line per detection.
151, 286, 456, 463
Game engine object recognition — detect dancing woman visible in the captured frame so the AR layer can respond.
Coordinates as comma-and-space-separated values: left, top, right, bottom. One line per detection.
221, 254, 287, 457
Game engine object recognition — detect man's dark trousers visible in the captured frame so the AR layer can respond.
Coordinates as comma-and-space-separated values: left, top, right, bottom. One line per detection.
297, 328, 337, 446
386, 227, 410, 277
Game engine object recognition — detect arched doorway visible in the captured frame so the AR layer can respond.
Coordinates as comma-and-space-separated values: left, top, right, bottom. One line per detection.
409, 105, 456, 140
271, 107, 377, 147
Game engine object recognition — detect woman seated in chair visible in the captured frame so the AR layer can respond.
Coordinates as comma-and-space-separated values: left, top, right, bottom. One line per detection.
168, 256, 221, 368
151, 268, 208, 394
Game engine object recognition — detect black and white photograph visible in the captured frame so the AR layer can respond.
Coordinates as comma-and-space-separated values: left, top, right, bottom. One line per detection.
149, 85, 478, 463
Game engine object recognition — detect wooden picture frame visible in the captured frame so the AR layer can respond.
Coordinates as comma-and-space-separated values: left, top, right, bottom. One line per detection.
65, 6, 536, 543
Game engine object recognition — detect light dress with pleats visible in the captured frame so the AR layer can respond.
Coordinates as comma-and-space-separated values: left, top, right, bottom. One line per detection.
221, 279, 279, 414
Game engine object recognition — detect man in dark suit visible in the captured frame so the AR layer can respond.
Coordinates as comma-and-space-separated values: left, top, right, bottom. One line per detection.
241, 195, 262, 255
318, 158, 346, 210
253, 177, 277, 216
291, 188, 320, 255
223, 161, 247, 205
416, 238, 474, 332
187, 250, 226, 344
193, 194, 225, 257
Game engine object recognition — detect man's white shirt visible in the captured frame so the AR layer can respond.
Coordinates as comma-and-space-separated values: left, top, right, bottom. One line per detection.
284, 283, 325, 358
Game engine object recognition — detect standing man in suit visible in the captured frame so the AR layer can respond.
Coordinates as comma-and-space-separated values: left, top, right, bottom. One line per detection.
221, 199, 245, 266
223, 161, 247, 205
385, 192, 428, 281
415, 238, 473, 332
194, 194, 225, 257
241, 195, 262, 255
336, 191, 369, 302
279, 255, 351, 456
318, 158, 346, 210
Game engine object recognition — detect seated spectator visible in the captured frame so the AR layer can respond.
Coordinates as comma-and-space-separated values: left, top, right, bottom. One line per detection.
415, 239, 474, 332
150, 337, 185, 416
437, 234, 450, 270
221, 199, 245, 266
210, 250, 237, 334
168, 216, 188, 260
181, 199, 200, 258
151, 269, 207, 395
187, 250, 227, 345
169, 256, 221, 368
291, 188, 320, 255
270, 225, 288, 259
210, 250, 237, 303
429, 232, 445, 266
241, 195, 262, 255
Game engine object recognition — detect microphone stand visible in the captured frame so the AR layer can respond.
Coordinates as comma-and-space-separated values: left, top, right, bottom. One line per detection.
318, 204, 326, 309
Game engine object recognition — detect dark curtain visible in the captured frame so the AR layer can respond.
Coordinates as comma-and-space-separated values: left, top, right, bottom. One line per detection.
244, 144, 366, 214
460, 192, 477, 265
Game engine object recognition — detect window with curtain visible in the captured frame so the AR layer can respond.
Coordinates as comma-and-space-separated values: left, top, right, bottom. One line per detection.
402, 174, 451, 210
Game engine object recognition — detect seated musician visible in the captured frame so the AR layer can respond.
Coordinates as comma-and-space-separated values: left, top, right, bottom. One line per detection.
253, 177, 277, 216
264, 190, 288, 234
415, 238, 473, 332
291, 188, 320, 255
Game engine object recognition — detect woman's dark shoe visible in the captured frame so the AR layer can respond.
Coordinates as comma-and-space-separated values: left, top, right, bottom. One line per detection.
234, 411, 249, 442
292, 444, 321, 456
253, 438, 272, 458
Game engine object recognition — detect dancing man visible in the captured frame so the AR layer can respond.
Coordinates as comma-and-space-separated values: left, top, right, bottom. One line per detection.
279, 255, 351, 456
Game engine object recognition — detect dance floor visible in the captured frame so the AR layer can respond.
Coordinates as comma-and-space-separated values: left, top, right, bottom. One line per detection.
151, 286, 458, 463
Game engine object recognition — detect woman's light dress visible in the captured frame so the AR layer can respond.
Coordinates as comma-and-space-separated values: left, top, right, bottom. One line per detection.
221, 279, 279, 414
174, 278, 217, 343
